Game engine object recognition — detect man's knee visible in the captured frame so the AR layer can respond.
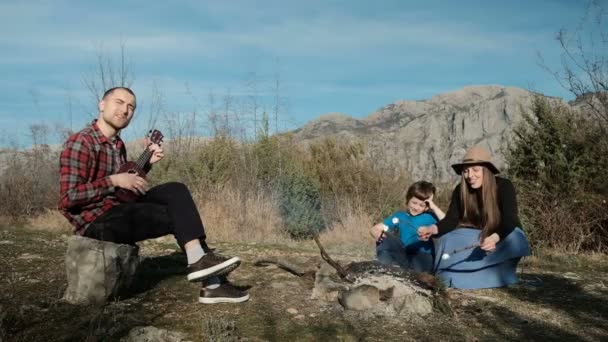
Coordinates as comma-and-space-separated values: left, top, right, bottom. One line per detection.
164, 181, 189, 192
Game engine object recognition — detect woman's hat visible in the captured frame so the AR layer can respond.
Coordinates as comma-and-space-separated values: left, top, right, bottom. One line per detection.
451, 146, 500, 175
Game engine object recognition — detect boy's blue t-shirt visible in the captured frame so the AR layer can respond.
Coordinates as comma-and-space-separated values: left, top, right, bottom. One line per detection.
383, 211, 437, 254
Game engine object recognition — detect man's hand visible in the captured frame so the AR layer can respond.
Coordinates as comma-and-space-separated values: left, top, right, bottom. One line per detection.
480, 233, 500, 252
417, 225, 438, 241
110, 173, 148, 195
148, 143, 164, 164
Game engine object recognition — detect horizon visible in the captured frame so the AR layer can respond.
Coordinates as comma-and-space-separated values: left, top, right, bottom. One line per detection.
1, 0, 604, 148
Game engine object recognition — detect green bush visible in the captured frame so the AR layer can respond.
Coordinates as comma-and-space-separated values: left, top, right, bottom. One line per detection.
306, 137, 409, 222
506, 97, 608, 252
277, 165, 324, 239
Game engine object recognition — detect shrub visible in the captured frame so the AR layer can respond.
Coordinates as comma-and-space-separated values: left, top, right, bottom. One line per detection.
506, 97, 608, 252
277, 161, 324, 239
0, 146, 59, 221
306, 137, 410, 222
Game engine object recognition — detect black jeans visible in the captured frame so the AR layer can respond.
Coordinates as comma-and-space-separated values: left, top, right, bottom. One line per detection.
84, 182, 210, 252
376, 235, 434, 273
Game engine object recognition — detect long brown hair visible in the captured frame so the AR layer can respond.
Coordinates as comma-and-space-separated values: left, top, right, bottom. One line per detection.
459, 166, 500, 238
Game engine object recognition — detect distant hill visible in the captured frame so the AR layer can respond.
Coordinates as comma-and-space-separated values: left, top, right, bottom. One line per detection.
291, 85, 567, 183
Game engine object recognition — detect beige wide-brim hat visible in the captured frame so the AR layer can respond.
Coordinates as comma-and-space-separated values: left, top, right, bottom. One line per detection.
451, 146, 500, 175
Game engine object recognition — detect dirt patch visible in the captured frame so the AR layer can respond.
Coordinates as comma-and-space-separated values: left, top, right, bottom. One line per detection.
1, 227, 607, 341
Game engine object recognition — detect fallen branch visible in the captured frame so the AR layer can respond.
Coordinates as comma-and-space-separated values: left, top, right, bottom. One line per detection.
313, 235, 353, 283
253, 257, 305, 276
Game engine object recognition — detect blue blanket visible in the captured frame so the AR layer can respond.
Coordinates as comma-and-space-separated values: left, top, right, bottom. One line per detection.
433, 227, 530, 289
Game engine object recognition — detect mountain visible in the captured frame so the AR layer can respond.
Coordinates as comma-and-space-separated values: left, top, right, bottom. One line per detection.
291, 85, 566, 183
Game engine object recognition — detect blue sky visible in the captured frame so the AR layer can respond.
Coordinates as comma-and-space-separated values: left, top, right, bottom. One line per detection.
0, 0, 602, 147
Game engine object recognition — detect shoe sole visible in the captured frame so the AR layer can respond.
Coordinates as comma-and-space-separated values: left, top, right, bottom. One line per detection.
187, 257, 241, 282
198, 293, 250, 304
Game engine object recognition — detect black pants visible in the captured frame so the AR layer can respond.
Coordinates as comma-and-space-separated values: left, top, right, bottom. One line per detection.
376, 235, 434, 273
84, 182, 210, 252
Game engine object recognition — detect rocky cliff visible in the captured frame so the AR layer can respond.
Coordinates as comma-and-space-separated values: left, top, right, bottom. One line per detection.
292, 85, 566, 183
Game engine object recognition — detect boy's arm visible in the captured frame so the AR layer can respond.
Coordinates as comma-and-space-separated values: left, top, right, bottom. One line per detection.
58, 137, 116, 210
426, 197, 446, 220
370, 214, 400, 241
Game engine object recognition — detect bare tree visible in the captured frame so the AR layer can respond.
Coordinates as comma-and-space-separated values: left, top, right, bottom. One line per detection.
82, 40, 135, 116
539, 0, 608, 127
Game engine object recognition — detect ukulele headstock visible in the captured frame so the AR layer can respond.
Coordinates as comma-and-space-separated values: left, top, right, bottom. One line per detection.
148, 129, 164, 146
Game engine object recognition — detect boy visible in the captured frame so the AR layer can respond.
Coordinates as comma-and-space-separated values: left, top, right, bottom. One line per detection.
370, 181, 445, 272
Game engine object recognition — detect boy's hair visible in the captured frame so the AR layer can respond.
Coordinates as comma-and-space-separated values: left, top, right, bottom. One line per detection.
405, 181, 436, 201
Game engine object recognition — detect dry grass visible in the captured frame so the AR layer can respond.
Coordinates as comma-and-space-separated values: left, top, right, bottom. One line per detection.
22, 188, 382, 252
193, 186, 290, 244
26, 209, 73, 233
318, 202, 374, 250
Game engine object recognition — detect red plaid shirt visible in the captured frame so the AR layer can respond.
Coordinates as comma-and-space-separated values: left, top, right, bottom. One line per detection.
59, 121, 127, 234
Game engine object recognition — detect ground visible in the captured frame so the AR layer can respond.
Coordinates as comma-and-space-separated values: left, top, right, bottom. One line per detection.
1, 226, 607, 341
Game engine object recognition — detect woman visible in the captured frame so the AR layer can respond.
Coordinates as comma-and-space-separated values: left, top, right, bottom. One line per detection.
417, 146, 530, 289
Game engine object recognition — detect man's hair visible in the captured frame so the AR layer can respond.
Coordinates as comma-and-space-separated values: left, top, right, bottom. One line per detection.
405, 181, 436, 201
102, 87, 135, 100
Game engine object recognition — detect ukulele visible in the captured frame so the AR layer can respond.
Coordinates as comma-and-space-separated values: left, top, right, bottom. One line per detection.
115, 129, 164, 202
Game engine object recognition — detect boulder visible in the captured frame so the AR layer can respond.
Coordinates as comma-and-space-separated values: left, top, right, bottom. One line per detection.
63, 236, 139, 305
311, 261, 436, 316
339, 274, 434, 316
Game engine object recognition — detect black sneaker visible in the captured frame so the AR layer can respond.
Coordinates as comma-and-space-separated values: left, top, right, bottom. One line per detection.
199, 283, 250, 304
187, 253, 241, 282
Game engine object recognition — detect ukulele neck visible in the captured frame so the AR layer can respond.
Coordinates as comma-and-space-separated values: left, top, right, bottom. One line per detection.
134, 146, 153, 171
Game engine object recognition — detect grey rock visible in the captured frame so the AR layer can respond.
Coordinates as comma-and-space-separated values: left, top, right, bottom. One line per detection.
121, 326, 188, 342
346, 274, 433, 316
293, 85, 567, 182
312, 260, 435, 316
338, 284, 380, 311
63, 235, 139, 305
310, 261, 348, 302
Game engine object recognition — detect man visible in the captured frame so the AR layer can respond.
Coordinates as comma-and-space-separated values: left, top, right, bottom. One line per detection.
59, 87, 249, 304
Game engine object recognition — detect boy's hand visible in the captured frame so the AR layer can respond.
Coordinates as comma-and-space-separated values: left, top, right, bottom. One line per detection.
370, 224, 386, 241
425, 195, 437, 211
417, 225, 438, 241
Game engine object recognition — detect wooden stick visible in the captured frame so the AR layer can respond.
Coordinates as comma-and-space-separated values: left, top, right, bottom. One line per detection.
448, 243, 480, 255
253, 257, 305, 277
313, 235, 353, 283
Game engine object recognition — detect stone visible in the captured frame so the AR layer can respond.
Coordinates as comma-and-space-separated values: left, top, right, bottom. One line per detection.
310, 262, 348, 302
338, 285, 380, 311
350, 274, 433, 316
63, 235, 139, 305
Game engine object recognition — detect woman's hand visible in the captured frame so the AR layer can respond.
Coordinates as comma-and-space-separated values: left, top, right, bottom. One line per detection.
480, 233, 500, 252
417, 225, 438, 241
